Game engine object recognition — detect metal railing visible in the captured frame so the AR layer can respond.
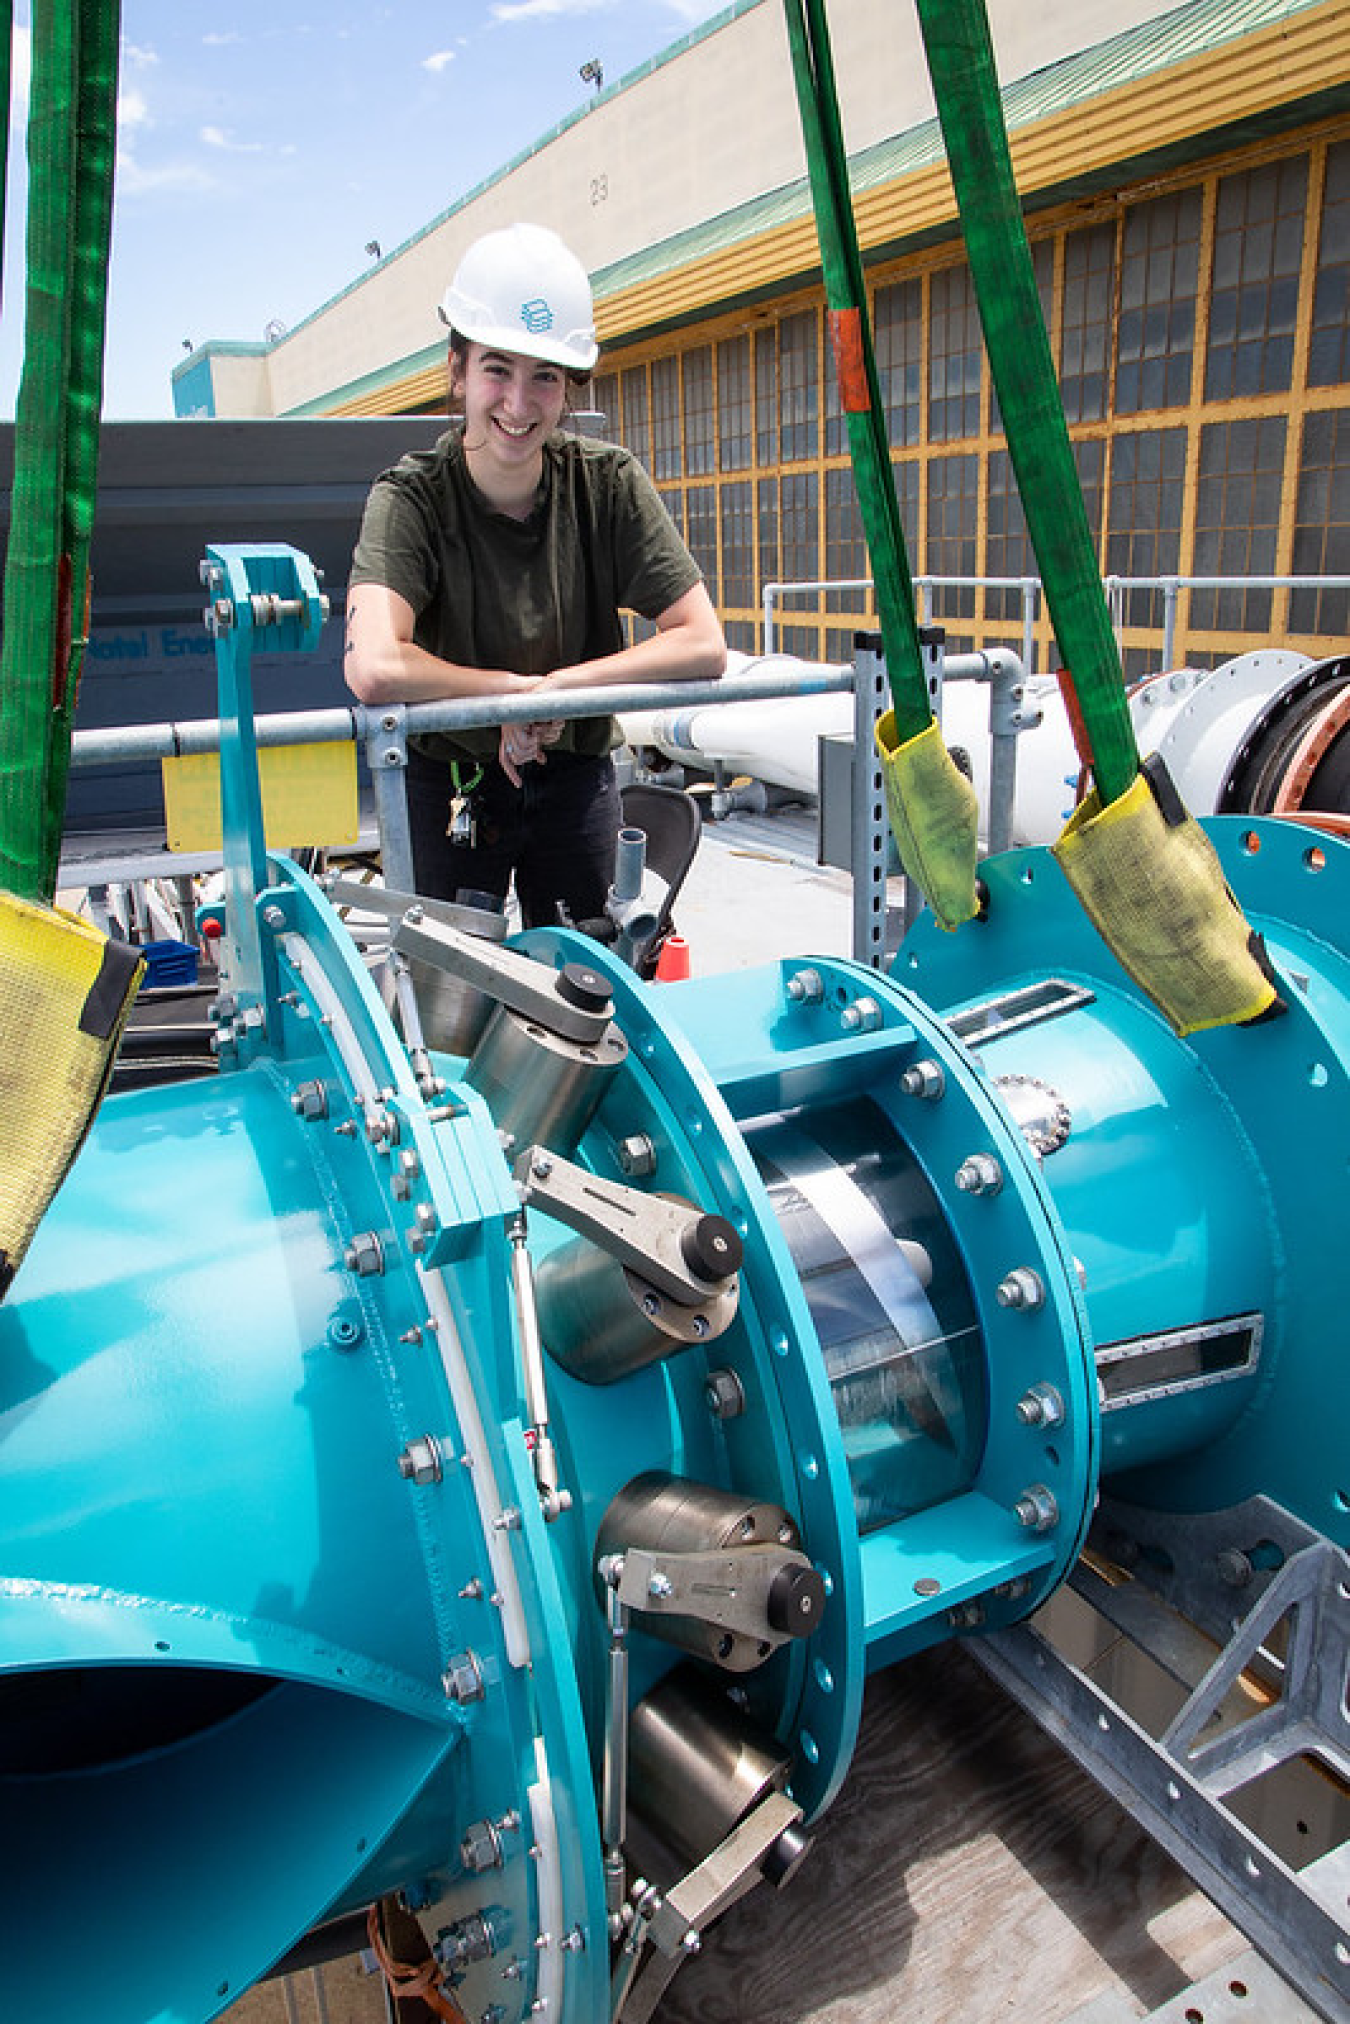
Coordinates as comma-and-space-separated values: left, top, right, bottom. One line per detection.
67, 639, 1030, 970
763, 572, 1350, 671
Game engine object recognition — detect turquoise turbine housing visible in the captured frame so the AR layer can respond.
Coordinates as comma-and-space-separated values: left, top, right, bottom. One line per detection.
0, 547, 1345, 2024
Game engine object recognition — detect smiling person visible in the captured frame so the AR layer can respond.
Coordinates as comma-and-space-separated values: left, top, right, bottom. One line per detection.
344, 222, 726, 928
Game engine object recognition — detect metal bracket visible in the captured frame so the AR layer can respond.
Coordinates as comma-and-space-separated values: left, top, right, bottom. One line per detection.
608, 1541, 826, 1651
514, 1146, 742, 1308
393, 915, 614, 1044
614, 1788, 808, 2024
972, 1495, 1350, 2023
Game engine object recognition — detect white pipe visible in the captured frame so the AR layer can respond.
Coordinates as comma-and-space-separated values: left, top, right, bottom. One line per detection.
622, 647, 1321, 846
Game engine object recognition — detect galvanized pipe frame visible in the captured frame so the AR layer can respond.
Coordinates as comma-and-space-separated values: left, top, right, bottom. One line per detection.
971, 1488, 1350, 2024
67, 633, 1031, 971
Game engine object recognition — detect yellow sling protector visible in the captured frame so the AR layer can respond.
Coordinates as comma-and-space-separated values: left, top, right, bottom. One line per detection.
0, 892, 143, 1299
1052, 760, 1280, 1037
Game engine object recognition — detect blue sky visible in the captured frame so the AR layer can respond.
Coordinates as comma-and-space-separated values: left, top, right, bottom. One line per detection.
1, 0, 734, 419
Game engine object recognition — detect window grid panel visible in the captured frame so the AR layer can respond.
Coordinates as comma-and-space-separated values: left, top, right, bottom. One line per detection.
1106, 427, 1189, 629
717, 335, 752, 472
1190, 415, 1288, 632
984, 448, 1033, 621
1061, 222, 1117, 422
825, 465, 869, 615
757, 475, 781, 623
875, 274, 924, 448
650, 357, 681, 481
719, 481, 756, 613
780, 470, 821, 605
684, 482, 718, 586
1309, 137, 1350, 387
755, 327, 778, 467
592, 371, 619, 440
779, 311, 821, 465
928, 265, 982, 442
925, 453, 980, 622
682, 346, 715, 478
1205, 155, 1310, 401
1115, 188, 1203, 412
621, 367, 651, 467
1290, 407, 1350, 634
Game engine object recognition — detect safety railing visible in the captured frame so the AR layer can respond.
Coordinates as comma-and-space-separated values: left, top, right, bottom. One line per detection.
67, 637, 1031, 971
763, 572, 1350, 671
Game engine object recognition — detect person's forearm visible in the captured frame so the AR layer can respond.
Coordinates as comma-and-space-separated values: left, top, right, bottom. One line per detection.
344, 627, 535, 709
538, 625, 727, 696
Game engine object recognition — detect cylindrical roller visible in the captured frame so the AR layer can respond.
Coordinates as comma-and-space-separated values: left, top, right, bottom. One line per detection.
401, 890, 507, 1057
465, 985, 628, 1154
535, 1205, 740, 1385
595, 1471, 815, 1670
627, 1664, 794, 1875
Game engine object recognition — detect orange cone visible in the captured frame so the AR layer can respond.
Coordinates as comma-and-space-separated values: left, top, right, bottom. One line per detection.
653, 933, 691, 982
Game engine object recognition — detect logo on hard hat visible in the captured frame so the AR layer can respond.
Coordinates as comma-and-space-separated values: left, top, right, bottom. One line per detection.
519, 297, 555, 335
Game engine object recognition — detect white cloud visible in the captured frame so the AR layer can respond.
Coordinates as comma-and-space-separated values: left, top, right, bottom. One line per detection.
201, 125, 266, 155
122, 42, 160, 69
116, 156, 216, 197
491, 0, 614, 21
118, 87, 151, 136
202, 31, 242, 46
422, 49, 457, 73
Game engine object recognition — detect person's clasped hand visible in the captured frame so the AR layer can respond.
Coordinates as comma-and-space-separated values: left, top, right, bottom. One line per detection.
498, 719, 564, 787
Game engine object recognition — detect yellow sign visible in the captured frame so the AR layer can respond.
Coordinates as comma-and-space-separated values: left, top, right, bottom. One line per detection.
161, 742, 359, 852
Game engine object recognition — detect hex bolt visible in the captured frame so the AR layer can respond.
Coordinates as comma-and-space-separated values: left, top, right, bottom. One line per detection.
786, 966, 824, 1004
704, 1368, 746, 1420
617, 1133, 657, 1178
997, 1266, 1046, 1310
397, 1436, 443, 1486
531, 1154, 554, 1181
344, 1231, 385, 1278
492, 1506, 522, 1532
262, 904, 286, 930
647, 1571, 675, 1601
1013, 1484, 1060, 1533
442, 1650, 486, 1705
901, 1058, 946, 1101
948, 1600, 987, 1628
840, 995, 882, 1032
1215, 1547, 1255, 1588
291, 1079, 328, 1122
459, 1818, 504, 1874
955, 1153, 1004, 1197
1015, 1382, 1066, 1427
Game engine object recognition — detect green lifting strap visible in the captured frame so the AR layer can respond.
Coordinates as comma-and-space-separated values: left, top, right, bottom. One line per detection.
0, 0, 121, 905
913, 0, 1281, 1032
784, 0, 980, 930
910, 0, 1139, 805
782, 0, 930, 743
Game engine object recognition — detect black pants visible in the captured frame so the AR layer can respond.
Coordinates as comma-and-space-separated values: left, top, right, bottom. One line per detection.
405, 743, 621, 930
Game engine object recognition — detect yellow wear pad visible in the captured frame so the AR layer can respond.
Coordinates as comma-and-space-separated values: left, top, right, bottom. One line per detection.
0, 891, 144, 1300
1051, 769, 1281, 1037
162, 740, 358, 852
874, 713, 981, 932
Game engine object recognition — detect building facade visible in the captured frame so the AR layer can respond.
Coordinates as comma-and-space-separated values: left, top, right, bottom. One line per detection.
177, 0, 1350, 677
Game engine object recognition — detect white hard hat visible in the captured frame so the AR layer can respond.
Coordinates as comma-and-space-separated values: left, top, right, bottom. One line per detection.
439, 223, 599, 373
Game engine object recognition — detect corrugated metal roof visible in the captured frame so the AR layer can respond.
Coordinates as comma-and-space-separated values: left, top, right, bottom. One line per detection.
592, 0, 1339, 301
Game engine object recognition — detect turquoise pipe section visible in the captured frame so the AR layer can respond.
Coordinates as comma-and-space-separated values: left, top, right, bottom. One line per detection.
899, 817, 1350, 1546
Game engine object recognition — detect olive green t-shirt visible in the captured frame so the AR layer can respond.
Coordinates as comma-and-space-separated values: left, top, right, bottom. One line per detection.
348, 427, 703, 765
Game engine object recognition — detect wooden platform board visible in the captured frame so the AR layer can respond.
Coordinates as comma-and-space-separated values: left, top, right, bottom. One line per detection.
225, 1643, 1261, 2024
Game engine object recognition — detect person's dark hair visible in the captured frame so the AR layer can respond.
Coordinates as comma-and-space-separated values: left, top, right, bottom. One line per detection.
446, 327, 594, 417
